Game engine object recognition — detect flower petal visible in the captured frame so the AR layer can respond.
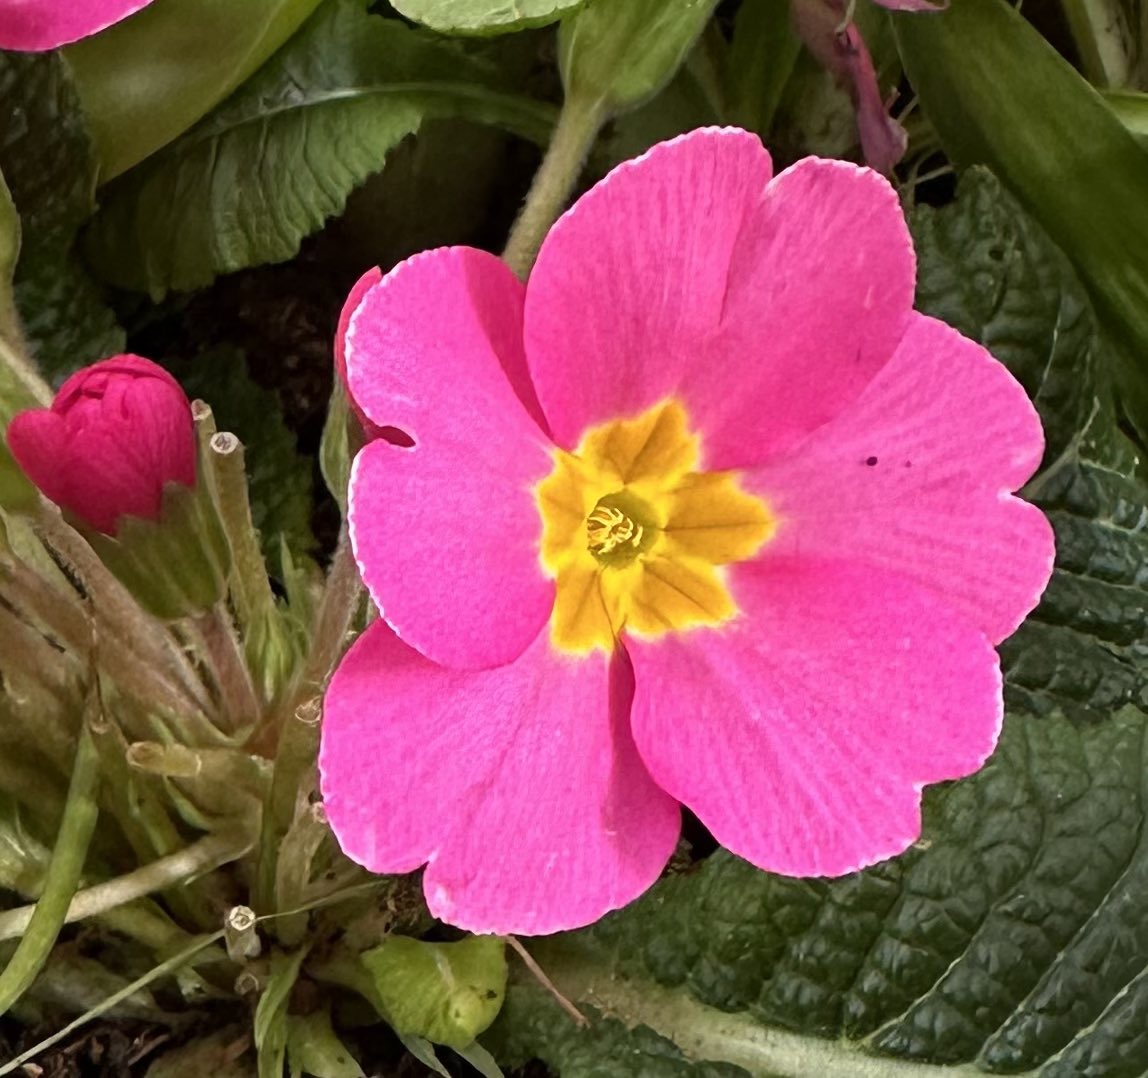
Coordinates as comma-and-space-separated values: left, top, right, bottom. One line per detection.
0, 0, 154, 51
524, 127, 915, 467
345, 247, 555, 669
319, 620, 680, 935
751, 313, 1054, 644
628, 556, 1003, 878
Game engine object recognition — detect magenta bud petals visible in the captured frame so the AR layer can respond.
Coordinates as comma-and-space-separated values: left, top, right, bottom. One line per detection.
7, 354, 196, 535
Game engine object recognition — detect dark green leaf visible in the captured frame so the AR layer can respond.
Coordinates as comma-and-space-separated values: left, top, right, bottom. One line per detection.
489, 173, 1148, 1077
0, 52, 123, 381
83, 0, 556, 298
390, 0, 584, 35
64, 0, 324, 181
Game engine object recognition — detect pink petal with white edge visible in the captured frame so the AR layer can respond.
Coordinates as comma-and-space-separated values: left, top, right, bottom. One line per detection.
752, 313, 1054, 644
320, 620, 680, 935
345, 247, 555, 669
0, 0, 154, 51
524, 128, 915, 468
628, 556, 1003, 878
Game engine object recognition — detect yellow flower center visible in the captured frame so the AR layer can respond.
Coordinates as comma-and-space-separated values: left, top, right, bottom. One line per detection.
535, 399, 775, 654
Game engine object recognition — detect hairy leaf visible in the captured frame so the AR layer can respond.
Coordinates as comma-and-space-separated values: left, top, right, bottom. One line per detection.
488, 173, 1148, 1077
83, 0, 556, 297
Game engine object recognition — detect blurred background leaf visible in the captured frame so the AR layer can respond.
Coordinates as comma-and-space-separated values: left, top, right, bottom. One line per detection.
64, 0, 325, 181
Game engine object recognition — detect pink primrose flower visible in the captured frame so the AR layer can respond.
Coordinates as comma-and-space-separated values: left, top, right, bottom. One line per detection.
0, 0, 156, 51
319, 128, 1054, 935
7, 354, 196, 535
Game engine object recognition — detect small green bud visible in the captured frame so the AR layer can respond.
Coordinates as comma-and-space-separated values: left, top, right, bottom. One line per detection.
560, 0, 720, 116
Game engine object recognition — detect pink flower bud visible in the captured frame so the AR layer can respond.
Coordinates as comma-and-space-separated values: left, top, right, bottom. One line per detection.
0, 0, 155, 51
6, 355, 196, 535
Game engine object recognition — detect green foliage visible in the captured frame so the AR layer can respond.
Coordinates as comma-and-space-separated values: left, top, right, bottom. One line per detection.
390, 0, 584, 35
82, 0, 556, 298
287, 1007, 365, 1078
255, 948, 310, 1078
64, 0, 324, 181
0, 52, 123, 382
173, 350, 314, 561
489, 173, 1148, 1077
360, 935, 508, 1050
894, 0, 1148, 444
560, 0, 720, 116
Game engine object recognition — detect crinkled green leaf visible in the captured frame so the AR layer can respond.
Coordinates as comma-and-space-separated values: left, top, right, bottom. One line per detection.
391, 0, 584, 35
360, 935, 507, 1050
0, 52, 123, 382
488, 172, 1148, 1077
64, 0, 324, 181
172, 349, 314, 561
83, 0, 555, 298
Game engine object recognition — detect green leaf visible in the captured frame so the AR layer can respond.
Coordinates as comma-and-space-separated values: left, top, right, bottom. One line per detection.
255, 948, 310, 1078
0, 52, 123, 382
64, 0, 324, 181
488, 173, 1148, 1077
171, 349, 314, 561
287, 1007, 365, 1078
361, 935, 508, 1050
893, 0, 1148, 441
390, 0, 584, 35
82, 0, 556, 298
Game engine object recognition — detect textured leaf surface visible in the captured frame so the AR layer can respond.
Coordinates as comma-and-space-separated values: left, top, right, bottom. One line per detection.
390, 0, 584, 35
83, 0, 555, 297
0, 52, 123, 381
489, 172, 1148, 1077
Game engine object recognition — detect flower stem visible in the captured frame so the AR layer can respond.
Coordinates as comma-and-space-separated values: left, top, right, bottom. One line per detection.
209, 432, 277, 636
503, 91, 608, 279
254, 527, 363, 917
192, 602, 261, 730
0, 722, 100, 1017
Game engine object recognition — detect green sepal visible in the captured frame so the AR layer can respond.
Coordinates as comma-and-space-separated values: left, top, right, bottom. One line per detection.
83, 480, 231, 622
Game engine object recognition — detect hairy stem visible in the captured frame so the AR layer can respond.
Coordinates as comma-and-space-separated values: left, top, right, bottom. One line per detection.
503, 92, 607, 279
